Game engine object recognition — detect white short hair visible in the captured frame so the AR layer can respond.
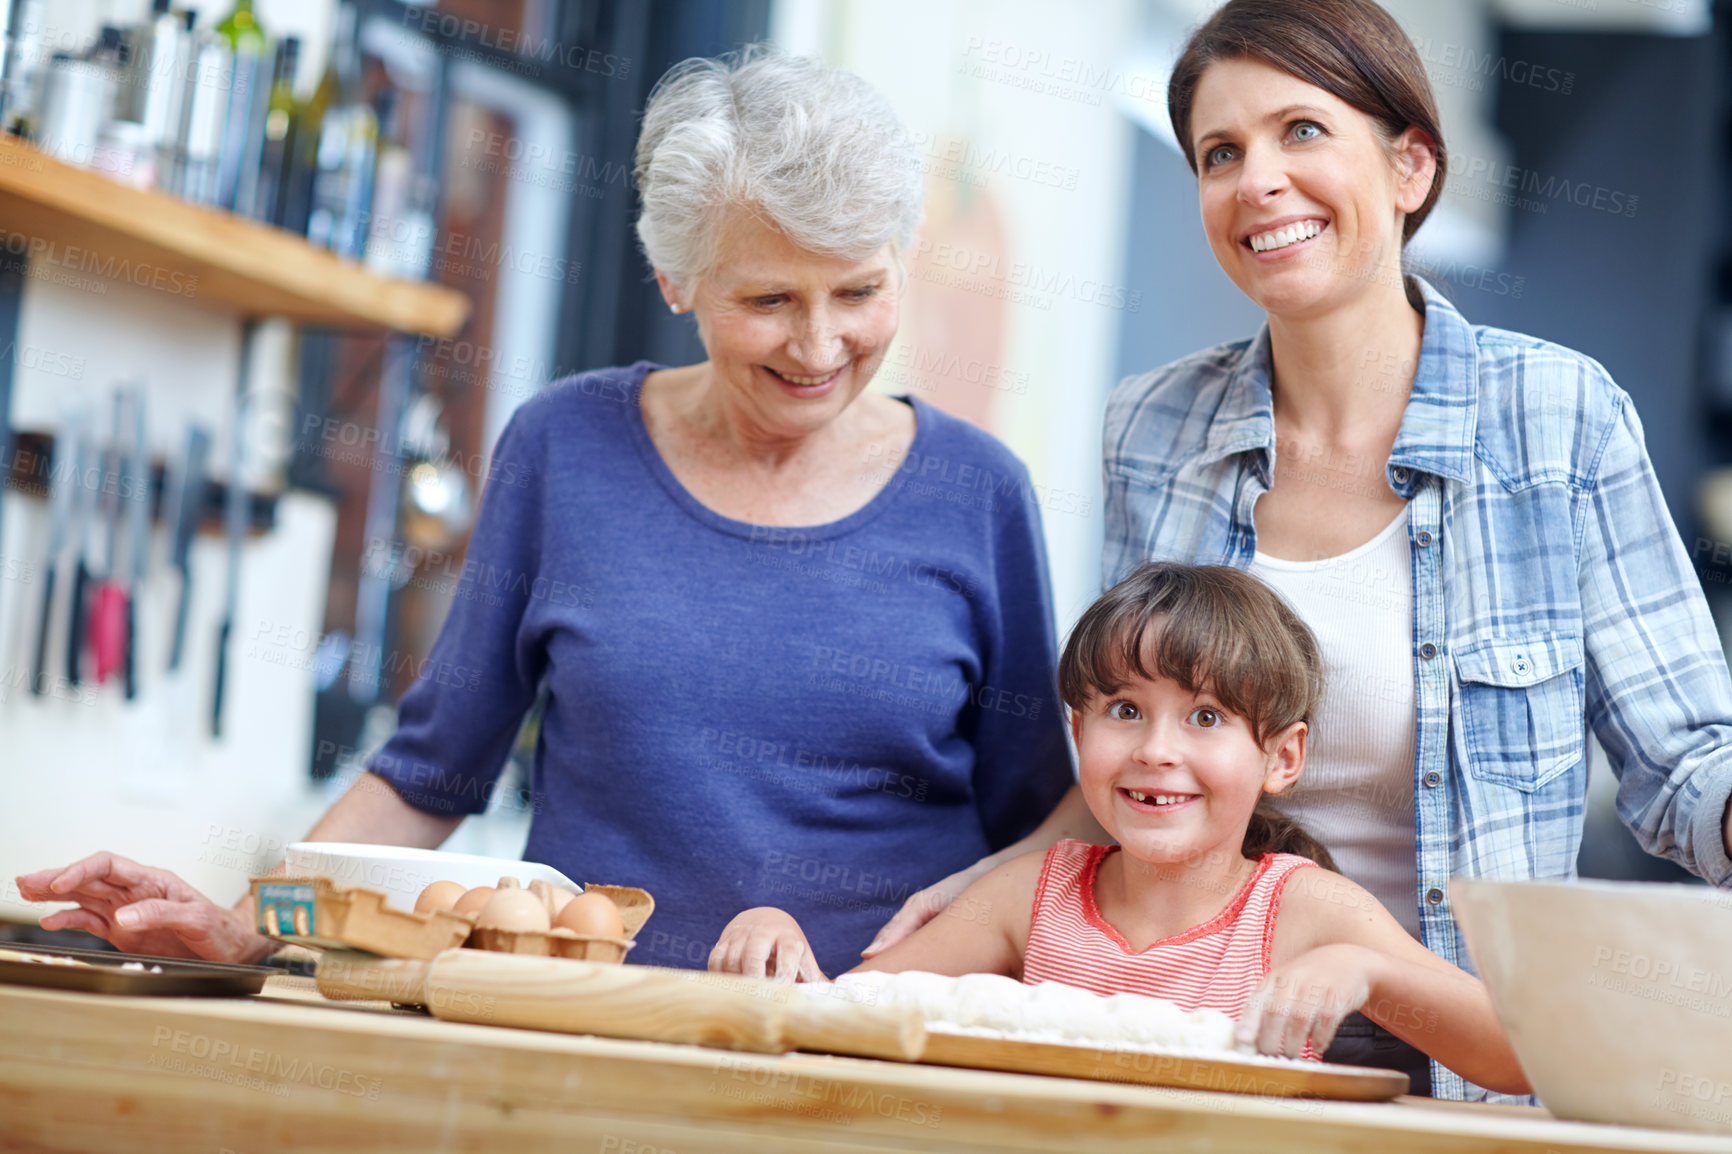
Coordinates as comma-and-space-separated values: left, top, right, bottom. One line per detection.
634, 45, 925, 288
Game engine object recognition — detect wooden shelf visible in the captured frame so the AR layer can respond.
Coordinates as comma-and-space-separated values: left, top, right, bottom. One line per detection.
0, 134, 469, 337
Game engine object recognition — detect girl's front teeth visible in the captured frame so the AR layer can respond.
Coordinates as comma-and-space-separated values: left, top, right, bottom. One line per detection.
1126, 790, 1191, 806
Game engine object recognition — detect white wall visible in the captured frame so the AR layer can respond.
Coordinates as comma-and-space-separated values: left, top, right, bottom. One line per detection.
772, 0, 1142, 629
0, 265, 344, 916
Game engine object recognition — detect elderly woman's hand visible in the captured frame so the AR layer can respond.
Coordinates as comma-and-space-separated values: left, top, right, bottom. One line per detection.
709, 906, 825, 982
16, 852, 275, 964
860, 859, 994, 959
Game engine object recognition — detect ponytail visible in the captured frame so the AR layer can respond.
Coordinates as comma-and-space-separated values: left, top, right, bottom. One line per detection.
1242, 796, 1338, 872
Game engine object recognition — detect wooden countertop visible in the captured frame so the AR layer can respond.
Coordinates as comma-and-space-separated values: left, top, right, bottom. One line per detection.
0, 975, 1727, 1154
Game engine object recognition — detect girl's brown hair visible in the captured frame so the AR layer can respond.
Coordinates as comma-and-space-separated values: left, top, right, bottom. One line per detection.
1167, 0, 1447, 243
1060, 563, 1336, 870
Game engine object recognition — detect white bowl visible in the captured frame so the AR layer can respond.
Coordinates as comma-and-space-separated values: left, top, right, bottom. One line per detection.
283, 842, 581, 911
1454, 876, 1732, 1133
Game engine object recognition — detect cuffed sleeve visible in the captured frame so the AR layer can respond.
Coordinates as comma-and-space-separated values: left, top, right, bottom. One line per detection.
1580, 393, 1732, 885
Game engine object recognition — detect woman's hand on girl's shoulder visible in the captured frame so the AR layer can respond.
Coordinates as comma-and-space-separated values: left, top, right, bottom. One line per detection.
709, 907, 825, 982
851, 850, 1044, 979
861, 860, 994, 960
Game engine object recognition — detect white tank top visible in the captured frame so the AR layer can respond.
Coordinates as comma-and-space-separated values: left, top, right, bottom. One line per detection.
1248, 508, 1421, 937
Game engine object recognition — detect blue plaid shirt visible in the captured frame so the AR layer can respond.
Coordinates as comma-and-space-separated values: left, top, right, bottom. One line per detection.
1103, 278, 1732, 1102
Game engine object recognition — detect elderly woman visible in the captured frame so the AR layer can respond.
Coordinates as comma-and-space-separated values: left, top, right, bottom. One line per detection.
19, 49, 1092, 979
1107, 0, 1732, 1100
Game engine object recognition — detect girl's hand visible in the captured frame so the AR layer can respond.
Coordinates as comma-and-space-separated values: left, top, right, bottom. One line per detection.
708, 907, 825, 982
16, 853, 275, 964
1237, 943, 1379, 1058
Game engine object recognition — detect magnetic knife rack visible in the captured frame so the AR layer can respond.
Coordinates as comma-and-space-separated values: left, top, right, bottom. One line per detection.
3, 430, 278, 536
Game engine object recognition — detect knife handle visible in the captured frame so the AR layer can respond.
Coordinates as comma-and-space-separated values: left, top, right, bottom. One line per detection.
211, 616, 231, 738
91, 583, 126, 684
66, 561, 88, 687
122, 594, 136, 701
29, 566, 55, 696
168, 571, 191, 672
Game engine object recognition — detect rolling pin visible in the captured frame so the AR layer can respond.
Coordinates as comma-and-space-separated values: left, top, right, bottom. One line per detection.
315, 949, 925, 1062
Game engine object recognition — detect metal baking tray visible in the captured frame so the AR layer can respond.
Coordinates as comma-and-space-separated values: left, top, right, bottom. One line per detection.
0, 942, 273, 996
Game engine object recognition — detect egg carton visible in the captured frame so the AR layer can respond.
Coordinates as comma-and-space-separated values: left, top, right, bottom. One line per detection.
464, 879, 654, 964
252, 876, 474, 960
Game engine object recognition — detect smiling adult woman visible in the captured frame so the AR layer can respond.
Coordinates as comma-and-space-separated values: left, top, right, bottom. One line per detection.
19, 48, 1093, 980
1104, 0, 1732, 1101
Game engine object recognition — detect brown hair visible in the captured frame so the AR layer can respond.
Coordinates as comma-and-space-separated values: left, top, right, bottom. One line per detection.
1060, 563, 1337, 870
1167, 0, 1447, 243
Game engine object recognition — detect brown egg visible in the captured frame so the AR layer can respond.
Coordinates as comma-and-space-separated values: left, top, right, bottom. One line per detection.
476, 888, 552, 933
452, 886, 496, 916
548, 888, 578, 916
415, 880, 467, 915
553, 891, 625, 937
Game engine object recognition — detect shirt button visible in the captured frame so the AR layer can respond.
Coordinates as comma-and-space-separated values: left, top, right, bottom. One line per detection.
1423, 771, 1442, 788
1419, 642, 1438, 660
1426, 887, 1445, 906
1415, 530, 1434, 548
1391, 466, 1411, 485
1512, 656, 1531, 676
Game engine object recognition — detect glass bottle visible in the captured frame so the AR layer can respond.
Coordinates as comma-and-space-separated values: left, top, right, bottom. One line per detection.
250, 35, 297, 221
213, 0, 269, 212
306, 4, 376, 259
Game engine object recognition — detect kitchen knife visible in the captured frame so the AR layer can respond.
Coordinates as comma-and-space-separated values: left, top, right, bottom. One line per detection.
64, 423, 99, 688
162, 423, 211, 673
211, 441, 245, 735
122, 387, 149, 700
29, 407, 86, 696
212, 320, 257, 738
0, 261, 16, 647
90, 389, 129, 686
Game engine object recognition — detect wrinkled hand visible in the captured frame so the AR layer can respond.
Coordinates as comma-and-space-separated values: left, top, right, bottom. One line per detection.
860, 860, 989, 958
1237, 943, 1377, 1059
708, 907, 824, 982
16, 852, 275, 964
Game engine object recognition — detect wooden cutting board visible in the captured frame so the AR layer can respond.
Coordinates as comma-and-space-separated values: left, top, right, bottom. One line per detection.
316, 951, 1407, 1101
919, 1029, 1408, 1100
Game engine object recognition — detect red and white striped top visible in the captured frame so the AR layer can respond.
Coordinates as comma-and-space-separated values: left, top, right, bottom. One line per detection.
1023, 839, 1321, 1059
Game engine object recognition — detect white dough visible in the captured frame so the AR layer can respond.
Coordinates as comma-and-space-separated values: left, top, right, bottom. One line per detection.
1027, 980, 1117, 1040
893, 971, 964, 1020
1182, 1009, 1238, 1051
1104, 991, 1190, 1045
951, 972, 1029, 1031
826, 969, 896, 1008
831, 969, 960, 1020
820, 970, 1233, 1055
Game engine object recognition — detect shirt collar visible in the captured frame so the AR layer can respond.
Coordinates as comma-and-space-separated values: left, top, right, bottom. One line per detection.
1196, 277, 1478, 485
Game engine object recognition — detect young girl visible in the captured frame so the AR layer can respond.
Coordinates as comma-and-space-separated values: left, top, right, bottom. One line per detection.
712, 563, 1529, 1093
